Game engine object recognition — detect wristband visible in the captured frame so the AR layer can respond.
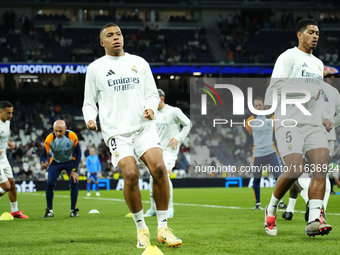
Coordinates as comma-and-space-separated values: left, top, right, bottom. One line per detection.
72, 168, 77, 172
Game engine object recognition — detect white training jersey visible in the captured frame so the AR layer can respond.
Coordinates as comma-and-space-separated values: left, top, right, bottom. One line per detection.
0, 120, 10, 163
83, 53, 159, 146
321, 81, 340, 141
155, 104, 191, 154
264, 47, 325, 131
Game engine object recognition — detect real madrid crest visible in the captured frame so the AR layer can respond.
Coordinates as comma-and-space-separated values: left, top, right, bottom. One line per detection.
132, 66, 138, 73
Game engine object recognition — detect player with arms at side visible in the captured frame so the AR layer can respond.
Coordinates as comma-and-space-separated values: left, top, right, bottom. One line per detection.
245, 97, 285, 210
263, 18, 333, 237
86, 148, 101, 197
282, 80, 340, 220
0, 101, 29, 219
40, 120, 81, 218
82, 23, 182, 249
144, 89, 191, 218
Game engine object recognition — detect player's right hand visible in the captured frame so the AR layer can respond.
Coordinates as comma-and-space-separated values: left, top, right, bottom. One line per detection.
87, 120, 98, 131
41, 161, 49, 170
143, 108, 154, 120
70, 170, 79, 183
323, 118, 333, 132
0, 150, 3, 156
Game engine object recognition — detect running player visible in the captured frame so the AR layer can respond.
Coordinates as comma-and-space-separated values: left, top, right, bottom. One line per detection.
0, 101, 29, 219
282, 80, 340, 220
82, 23, 182, 248
263, 18, 333, 237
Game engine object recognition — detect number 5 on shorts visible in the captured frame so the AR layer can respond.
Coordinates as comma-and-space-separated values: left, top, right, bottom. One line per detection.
286, 131, 292, 143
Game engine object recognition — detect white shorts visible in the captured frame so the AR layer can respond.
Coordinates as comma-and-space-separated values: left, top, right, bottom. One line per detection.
163, 150, 179, 171
0, 168, 8, 184
276, 125, 328, 158
0, 161, 12, 184
328, 140, 334, 157
109, 125, 162, 168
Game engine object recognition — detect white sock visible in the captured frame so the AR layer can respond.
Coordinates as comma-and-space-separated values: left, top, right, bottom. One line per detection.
323, 178, 331, 213
168, 175, 173, 210
0, 187, 7, 196
300, 190, 309, 203
131, 209, 148, 230
298, 175, 310, 190
308, 199, 323, 223
156, 210, 168, 229
286, 198, 297, 213
268, 194, 279, 216
10, 201, 18, 212
149, 176, 156, 210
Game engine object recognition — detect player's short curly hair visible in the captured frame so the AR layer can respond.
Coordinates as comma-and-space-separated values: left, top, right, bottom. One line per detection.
296, 18, 318, 33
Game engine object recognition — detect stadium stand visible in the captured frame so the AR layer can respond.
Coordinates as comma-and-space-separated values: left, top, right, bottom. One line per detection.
1, 3, 340, 180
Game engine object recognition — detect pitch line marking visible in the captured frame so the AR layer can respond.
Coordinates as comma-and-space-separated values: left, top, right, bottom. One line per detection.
24, 193, 340, 216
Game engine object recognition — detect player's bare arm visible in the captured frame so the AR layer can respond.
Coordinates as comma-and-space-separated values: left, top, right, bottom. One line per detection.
87, 120, 98, 131
143, 108, 154, 120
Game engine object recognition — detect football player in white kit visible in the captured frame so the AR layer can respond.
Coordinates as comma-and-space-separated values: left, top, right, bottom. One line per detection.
144, 89, 191, 218
282, 80, 340, 221
0, 101, 29, 219
263, 18, 333, 237
83, 23, 181, 248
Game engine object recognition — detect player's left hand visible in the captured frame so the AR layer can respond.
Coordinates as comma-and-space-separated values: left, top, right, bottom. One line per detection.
70, 170, 79, 183
143, 108, 154, 120
8, 141, 15, 149
323, 118, 333, 132
169, 138, 179, 150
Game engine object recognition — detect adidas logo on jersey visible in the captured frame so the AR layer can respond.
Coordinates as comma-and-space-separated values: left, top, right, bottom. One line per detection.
106, 69, 115, 76
302, 62, 308, 67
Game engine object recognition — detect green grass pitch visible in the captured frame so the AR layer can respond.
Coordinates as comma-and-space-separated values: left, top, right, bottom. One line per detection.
0, 186, 339, 255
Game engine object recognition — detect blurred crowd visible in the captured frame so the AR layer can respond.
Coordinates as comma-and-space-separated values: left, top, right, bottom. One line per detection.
5, 101, 191, 181
1, 10, 212, 63
218, 12, 340, 64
